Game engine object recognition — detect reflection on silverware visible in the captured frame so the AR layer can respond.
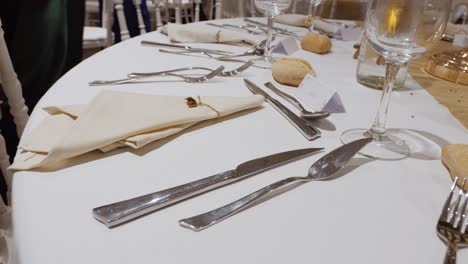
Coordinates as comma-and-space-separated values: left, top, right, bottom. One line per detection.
244, 79, 320, 141
264, 82, 331, 120
141, 40, 234, 55
436, 177, 468, 264
89, 66, 225, 86
128, 61, 254, 78
179, 138, 372, 231
92, 148, 323, 227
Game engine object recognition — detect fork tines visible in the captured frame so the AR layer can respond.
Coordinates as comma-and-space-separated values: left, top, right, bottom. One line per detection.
440, 177, 468, 233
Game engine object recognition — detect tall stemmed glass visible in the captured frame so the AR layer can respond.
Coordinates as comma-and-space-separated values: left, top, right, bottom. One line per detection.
309, 0, 322, 31
253, 0, 292, 69
340, 0, 450, 160
309, 0, 322, 17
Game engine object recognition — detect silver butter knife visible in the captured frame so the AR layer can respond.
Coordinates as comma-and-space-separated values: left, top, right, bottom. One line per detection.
244, 79, 320, 141
92, 148, 322, 227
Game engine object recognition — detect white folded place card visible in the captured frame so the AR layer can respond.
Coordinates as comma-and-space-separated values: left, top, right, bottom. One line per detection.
272, 37, 300, 55
337, 27, 362, 41
283, 74, 345, 113
453, 34, 468, 47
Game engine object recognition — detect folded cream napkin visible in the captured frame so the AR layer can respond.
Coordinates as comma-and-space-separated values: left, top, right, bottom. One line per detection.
10, 90, 264, 170
274, 14, 341, 36
158, 23, 257, 45
445, 22, 468, 36
274, 14, 313, 28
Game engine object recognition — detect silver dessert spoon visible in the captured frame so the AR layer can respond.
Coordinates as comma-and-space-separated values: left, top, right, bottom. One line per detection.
264, 82, 331, 120
179, 138, 372, 231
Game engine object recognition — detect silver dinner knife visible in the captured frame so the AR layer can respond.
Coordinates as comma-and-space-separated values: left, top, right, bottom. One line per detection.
92, 148, 322, 228
140, 40, 233, 55
244, 79, 321, 141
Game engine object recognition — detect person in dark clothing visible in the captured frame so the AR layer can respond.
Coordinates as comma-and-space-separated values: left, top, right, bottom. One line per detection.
0, 0, 85, 202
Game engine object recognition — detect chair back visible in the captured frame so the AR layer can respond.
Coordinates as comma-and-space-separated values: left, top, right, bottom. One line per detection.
0, 21, 24, 245
0, 17, 27, 201
151, 0, 200, 30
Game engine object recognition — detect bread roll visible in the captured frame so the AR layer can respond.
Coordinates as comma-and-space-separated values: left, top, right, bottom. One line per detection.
301, 33, 332, 54
272, 58, 316, 87
442, 144, 468, 191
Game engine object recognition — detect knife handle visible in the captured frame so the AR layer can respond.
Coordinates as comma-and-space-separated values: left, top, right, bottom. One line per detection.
179, 176, 306, 231
267, 97, 321, 141
92, 170, 236, 228
141, 40, 185, 49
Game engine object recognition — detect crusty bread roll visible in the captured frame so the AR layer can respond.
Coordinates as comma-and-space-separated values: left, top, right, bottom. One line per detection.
272, 58, 316, 87
301, 33, 332, 54
442, 144, 468, 191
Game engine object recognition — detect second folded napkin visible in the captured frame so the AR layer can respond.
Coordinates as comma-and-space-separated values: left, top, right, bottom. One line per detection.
10, 91, 264, 171
158, 23, 257, 45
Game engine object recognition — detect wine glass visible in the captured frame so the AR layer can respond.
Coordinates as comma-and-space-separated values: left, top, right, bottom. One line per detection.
309, 0, 322, 17
253, 0, 292, 68
340, 0, 450, 160
309, 0, 322, 31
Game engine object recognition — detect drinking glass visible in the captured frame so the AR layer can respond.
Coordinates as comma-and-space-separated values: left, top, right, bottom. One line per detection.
253, 0, 292, 68
309, 0, 322, 17
341, 0, 450, 160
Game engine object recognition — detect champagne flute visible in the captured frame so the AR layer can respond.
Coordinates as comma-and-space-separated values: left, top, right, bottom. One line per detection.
341, 0, 450, 160
253, 0, 292, 69
309, 0, 322, 31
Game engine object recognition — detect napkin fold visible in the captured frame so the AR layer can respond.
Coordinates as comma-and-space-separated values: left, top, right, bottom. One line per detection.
275, 14, 313, 28
10, 91, 264, 171
274, 14, 341, 36
158, 23, 257, 45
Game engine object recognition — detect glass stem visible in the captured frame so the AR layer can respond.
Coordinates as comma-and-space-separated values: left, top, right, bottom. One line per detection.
369, 61, 401, 136
265, 15, 274, 58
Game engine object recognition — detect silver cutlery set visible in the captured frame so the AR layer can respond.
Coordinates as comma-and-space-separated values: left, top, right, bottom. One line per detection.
93, 138, 372, 230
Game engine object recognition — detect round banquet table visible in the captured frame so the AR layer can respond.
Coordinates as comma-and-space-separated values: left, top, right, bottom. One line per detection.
10, 18, 468, 264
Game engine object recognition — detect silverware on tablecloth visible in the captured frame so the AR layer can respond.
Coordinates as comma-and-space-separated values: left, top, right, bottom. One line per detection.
243, 18, 300, 37
244, 79, 320, 141
92, 148, 323, 228
158, 48, 255, 64
128, 60, 254, 78
206, 23, 264, 35
442, 34, 455, 42
179, 138, 372, 231
264, 82, 331, 120
436, 177, 468, 264
88, 66, 225, 86
141, 40, 234, 55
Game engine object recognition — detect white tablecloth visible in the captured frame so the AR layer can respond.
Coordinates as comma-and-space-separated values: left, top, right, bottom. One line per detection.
10, 18, 468, 264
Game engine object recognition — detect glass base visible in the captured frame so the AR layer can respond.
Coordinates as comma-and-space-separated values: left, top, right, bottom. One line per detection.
340, 128, 410, 160
251, 56, 275, 69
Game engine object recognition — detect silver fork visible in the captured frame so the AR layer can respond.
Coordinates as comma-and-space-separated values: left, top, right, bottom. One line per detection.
89, 66, 225, 86
437, 177, 468, 264
128, 61, 253, 78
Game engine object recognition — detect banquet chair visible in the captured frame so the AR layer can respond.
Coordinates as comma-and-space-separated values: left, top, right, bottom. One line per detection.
83, 0, 114, 49
0, 17, 27, 198
149, 0, 200, 30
